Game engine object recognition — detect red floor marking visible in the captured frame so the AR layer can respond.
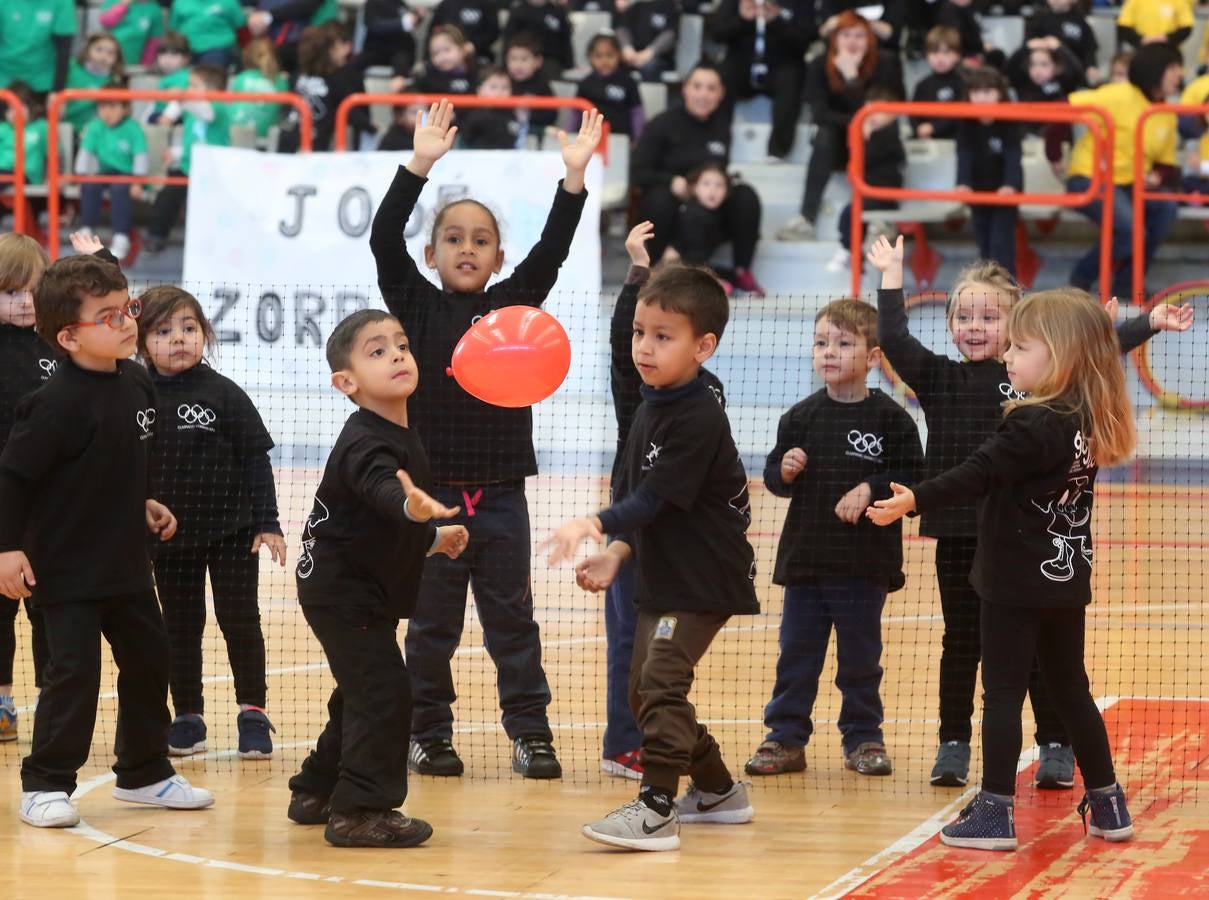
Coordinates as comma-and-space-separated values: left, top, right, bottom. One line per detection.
850, 701, 1209, 899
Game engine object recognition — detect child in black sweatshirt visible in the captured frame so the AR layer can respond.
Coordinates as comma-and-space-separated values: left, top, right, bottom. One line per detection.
135, 286, 284, 761
1024, 0, 1100, 85
956, 66, 1022, 277
410, 25, 477, 96
576, 32, 644, 138
368, 100, 601, 779
745, 299, 921, 779
505, 33, 557, 130
429, 0, 499, 65
459, 66, 524, 149
287, 309, 468, 849
911, 25, 966, 140
504, 0, 574, 75
615, 0, 679, 82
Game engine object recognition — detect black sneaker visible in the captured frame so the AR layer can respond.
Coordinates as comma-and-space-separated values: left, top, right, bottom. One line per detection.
408, 738, 464, 776
237, 709, 275, 759
324, 809, 433, 848
168, 714, 207, 756
512, 736, 561, 779
287, 791, 331, 825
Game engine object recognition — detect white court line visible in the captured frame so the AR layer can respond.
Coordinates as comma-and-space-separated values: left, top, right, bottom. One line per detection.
65, 744, 636, 900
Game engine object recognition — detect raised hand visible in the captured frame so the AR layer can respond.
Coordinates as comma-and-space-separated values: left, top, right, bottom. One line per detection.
559, 109, 603, 193
408, 99, 458, 175
866, 482, 916, 526
1149, 302, 1195, 332
398, 469, 461, 521
867, 234, 905, 290
251, 531, 287, 566
69, 230, 104, 255
626, 221, 654, 267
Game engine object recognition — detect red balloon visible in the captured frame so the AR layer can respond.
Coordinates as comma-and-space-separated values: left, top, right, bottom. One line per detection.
446, 306, 572, 408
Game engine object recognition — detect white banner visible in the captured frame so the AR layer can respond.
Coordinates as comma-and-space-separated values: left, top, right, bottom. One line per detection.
181, 145, 603, 400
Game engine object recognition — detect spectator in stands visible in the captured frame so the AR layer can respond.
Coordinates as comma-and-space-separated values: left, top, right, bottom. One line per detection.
145, 64, 232, 253
576, 32, 643, 138
912, 25, 965, 139
1065, 43, 1183, 299
615, 0, 679, 83
631, 61, 766, 296
710, 0, 815, 162
379, 104, 422, 150
1024, 0, 1100, 85
777, 11, 902, 242
460, 67, 525, 148
76, 85, 148, 262
410, 25, 477, 96
830, 83, 904, 274
359, 0, 426, 75
1117, 0, 1193, 53
250, 0, 340, 72
1008, 44, 1085, 104
956, 66, 1022, 276
1108, 49, 1133, 85
64, 34, 127, 134
664, 161, 734, 280
0, 0, 76, 95
99, 0, 166, 67
284, 22, 373, 151
818, 1, 902, 55
505, 34, 557, 130
504, 0, 574, 77
148, 32, 191, 125
230, 39, 289, 140
936, 0, 1004, 68
430, 0, 500, 66
169, 0, 270, 69
0, 83, 48, 187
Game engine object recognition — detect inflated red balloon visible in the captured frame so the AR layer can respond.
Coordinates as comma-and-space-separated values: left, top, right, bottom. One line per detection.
446, 306, 572, 408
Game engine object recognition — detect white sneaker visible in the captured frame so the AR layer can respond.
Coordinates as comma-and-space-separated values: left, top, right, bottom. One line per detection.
775, 215, 816, 242
825, 247, 852, 273
674, 781, 755, 824
113, 775, 214, 810
20, 791, 80, 828
582, 797, 680, 851
110, 232, 131, 261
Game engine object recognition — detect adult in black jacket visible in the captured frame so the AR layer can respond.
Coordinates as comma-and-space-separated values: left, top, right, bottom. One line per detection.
710, 0, 814, 160
429, 0, 500, 65
777, 11, 902, 241
358, 0, 425, 75
631, 62, 766, 294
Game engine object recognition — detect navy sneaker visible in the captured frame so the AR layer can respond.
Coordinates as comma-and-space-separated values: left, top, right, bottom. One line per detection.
1078, 784, 1133, 842
1035, 743, 1075, 790
237, 709, 275, 759
168, 714, 207, 756
512, 736, 562, 779
940, 791, 1017, 851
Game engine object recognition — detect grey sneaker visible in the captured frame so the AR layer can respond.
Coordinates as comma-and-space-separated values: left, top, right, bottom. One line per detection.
674, 781, 754, 824
845, 741, 893, 776
1036, 743, 1075, 790
744, 740, 806, 776
775, 214, 816, 242
930, 741, 971, 787
581, 798, 680, 852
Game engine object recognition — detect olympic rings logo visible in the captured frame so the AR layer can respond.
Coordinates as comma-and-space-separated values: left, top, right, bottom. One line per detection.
177, 404, 216, 426
136, 408, 156, 433
847, 430, 884, 456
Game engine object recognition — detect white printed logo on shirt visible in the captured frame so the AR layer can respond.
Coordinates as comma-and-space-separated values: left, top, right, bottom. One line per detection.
297, 497, 330, 580
729, 484, 752, 525
1031, 430, 1095, 583
38, 358, 56, 379
998, 381, 1027, 402
1062, 22, 1082, 41
937, 86, 955, 101
544, 13, 561, 30
707, 140, 727, 157
136, 407, 156, 437
605, 84, 627, 102
642, 441, 662, 470
988, 136, 1004, 155
177, 403, 217, 429
460, 8, 483, 23
846, 429, 884, 461
651, 13, 668, 28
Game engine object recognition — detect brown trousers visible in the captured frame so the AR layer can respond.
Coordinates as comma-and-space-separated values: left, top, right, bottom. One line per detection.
629, 609, 734, 794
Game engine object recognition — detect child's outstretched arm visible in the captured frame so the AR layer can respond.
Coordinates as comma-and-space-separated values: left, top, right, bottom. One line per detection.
611, 222, 653, 442
868, 234, 952, 395
1115, 299, 1195, 354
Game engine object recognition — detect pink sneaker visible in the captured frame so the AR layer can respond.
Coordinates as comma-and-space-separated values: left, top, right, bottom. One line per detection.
601, 750, 644, 780
734, 268, 765, 298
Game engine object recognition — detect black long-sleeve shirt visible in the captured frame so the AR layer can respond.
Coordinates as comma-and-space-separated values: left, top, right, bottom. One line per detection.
804, 54, 903, 130
286, 66, 373, 151
631, 104, 732, 191
504, 1, 574, 71
576, 66, 642, 137
411, 64, 476, 95
956, 120, 1023, 193
708, 0, 815, 66
0, 323, 57, 451
937, 0, 983, 58
430, 0, 501, 60
763, 388, 921, 589
911, 69, 966, 139
1025, 10, 1099, 73
459, 107, 521, 147
369, 165, 587, 483
296, 408, 437, 617
360, 0, 420, 71
863, 120, 905, 189
511, 71, 556, 129
876, 287, 1159, 539
912, 405, 1100, 608
149, 363, 281, 547
616, 0, 679, 62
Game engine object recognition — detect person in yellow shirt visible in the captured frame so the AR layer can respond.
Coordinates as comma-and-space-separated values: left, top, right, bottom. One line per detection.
1117, 0, 1194, 51
1178, 72, 1209, 193
1064, 44, 1183, 300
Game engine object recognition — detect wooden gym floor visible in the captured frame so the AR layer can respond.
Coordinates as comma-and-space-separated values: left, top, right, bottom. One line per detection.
1, 475, 1206, 899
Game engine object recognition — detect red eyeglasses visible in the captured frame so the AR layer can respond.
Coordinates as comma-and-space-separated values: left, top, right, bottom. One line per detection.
70, 299, 142, 330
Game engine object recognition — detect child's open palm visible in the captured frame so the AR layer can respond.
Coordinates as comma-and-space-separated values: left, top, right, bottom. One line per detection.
413, 99, 458, 164
626, 221, 654, 267
397, 469, 461, 521
866, 482, 915, 526
558, 109, 603, 174
1148, 302, 1195, 332
867, 234, 904, 274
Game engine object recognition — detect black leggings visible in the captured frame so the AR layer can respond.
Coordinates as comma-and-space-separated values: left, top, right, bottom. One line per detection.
935, 538, 1067, 746
639, 182, 762, 269
801, 123, 848, 223
719, 56, 806, 159
154, 528, 267, 715
980, 602, 1116, 796
0, 596, 49, 688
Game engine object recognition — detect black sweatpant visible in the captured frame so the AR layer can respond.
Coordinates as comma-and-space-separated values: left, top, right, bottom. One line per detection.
980, 602, 1116, 797
935, 537, 1067, 746
1, 595, 49, 688
801, 123, 847, 223
149, 168, 187, 240
154, 527, 267, 715
971, 206, 1018, 276
21, 590, 176, 794
289, 605, 411, 813
720, 56, 806, 159
639, 183, 762, 269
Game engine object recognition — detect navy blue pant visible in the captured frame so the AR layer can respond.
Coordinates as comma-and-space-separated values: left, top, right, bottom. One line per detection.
1067, 176, 1178, 300
80, 181, 133, 237
602, 558, 642, 758
763, 578, 886, 755
971, 205, 1018, 276
406, 482, 552, 743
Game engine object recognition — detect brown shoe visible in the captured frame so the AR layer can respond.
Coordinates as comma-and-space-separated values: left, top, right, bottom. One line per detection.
744, 740, 807, 776
287, 791, 331, 825
844, 742, 893, 776
324, 809, 434, 848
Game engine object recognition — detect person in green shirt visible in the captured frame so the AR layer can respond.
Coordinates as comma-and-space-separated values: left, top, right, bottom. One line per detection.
169, 0, 270, 69
0, 82, 49, 186
64, 34, 127, 134
146, 64, 231, 252
76, 92, 149, 262
148, 32, 191, 123
229, 39, 288, 139
0, 0, 77, 94
99, 0, 166, 67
